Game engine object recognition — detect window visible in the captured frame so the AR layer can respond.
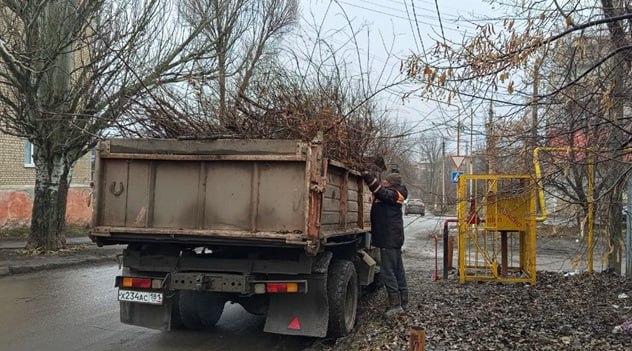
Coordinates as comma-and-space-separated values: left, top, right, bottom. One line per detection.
24, 140, 35, 167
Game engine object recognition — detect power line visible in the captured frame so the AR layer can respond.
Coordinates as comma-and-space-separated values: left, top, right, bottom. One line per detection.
336, 0, 473, 34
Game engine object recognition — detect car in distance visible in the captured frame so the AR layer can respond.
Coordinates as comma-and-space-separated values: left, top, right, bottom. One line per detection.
405, 199, 425, 216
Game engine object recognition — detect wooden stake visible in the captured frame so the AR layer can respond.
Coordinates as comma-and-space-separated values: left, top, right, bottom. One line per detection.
409, 326, 426, 351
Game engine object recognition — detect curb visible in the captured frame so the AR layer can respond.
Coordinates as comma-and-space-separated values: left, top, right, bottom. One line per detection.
0, 256, 118, 277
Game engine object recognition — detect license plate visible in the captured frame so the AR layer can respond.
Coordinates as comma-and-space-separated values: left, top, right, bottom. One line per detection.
118, 289, 163, 305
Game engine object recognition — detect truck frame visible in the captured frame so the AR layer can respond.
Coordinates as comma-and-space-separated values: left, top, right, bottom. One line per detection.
90, 138, 379, 337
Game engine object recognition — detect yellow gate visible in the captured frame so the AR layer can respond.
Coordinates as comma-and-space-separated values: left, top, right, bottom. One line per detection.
457, 175, 537, 285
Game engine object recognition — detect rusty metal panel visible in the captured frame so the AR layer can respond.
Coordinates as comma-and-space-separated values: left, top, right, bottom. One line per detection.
152, 161, 200, 229
256, 162, 307, 232
124, 161, 150, 227
100, 159, 128, 227
93, 138, 373, 246
203, 162, 254, 231
320, 163, 371, 236
320, 212, 341, 225
104, 138, 307, 156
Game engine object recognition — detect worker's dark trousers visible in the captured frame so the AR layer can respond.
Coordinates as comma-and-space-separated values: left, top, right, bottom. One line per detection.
380, 248, 407, 295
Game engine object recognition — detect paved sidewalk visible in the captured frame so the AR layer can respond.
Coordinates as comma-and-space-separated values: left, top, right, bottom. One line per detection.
0, 236, 93, 249
0, 237, 124, 277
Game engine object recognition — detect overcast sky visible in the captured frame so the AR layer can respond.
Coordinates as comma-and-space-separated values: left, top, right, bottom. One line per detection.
300, 0, 497, 154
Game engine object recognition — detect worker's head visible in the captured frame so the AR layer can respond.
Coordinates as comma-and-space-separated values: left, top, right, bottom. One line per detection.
382, 172, 402, 187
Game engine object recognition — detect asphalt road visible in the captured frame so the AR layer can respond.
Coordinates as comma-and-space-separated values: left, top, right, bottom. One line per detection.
0, 214, 583, 351
0, 216, 438, 351
0, 265, 314, 351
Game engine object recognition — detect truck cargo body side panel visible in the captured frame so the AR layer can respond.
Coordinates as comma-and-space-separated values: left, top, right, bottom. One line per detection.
321, 164, 372, 235
255, 162, 307, 232
92, 139, 372, 248
204, 162, 253, 231
100, 159, 128, 227
153, 161, 200, 228
96, 159, 307, 235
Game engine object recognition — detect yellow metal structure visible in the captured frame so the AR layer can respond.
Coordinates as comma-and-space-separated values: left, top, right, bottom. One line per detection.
457, 175, 537, 285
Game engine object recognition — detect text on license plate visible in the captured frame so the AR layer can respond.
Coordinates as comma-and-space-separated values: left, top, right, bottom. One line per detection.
118, 289, 163, 305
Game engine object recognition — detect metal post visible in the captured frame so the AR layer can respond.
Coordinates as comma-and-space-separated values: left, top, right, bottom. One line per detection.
443, 221, 449, 280
409, 326, 426, 351
487, 102, 496, 174
442, 140, 445, 213
500, 231, 508, 277
626, 172, 632, 277
588, 154, 594, 272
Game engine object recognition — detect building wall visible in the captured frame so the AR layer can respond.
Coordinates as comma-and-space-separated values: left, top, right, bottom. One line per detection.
0, 133, 34, 186
0, 133, 93, 227
0, 187, 92, 228
0, 133, 92, 186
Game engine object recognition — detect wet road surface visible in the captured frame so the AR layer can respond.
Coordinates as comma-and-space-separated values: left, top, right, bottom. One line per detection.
0, 215, 582, 351
402, 213, 593, 273
0, 265, 315, 351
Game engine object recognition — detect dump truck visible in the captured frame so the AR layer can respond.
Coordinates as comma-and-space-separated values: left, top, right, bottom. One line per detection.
90, 137, 380, 337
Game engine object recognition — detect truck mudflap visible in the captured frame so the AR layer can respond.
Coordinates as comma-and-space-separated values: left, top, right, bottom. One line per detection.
264, 273, 329, 337
120, 299, 173, 331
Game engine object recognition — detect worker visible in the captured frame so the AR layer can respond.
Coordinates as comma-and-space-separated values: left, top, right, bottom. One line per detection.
362, 171, 409, 317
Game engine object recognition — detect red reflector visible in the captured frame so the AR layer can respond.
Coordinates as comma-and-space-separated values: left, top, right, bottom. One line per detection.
266, 283, 287, 293
131, 278, 152, 289
288, 316, 301, 330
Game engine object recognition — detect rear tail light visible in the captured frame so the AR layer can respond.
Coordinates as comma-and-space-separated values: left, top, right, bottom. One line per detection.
266, 282, 299, 293
254, 281, 307, 294
116, 276, 160, 289
123, 277, 151, 289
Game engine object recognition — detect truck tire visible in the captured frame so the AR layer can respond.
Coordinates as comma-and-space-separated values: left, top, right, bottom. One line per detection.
178, 291, 225, 330
169, 292, 184, 329
327, 260, 358, 337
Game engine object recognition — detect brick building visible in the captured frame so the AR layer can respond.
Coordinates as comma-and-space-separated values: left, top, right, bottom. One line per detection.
0, 133, 93, 228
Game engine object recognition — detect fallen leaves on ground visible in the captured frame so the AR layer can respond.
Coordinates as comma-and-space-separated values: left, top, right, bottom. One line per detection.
15, 244, 90, 256
318, 271, 632, 351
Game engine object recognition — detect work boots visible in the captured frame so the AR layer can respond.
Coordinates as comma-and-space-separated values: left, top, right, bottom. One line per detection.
400, 290, 409, 310
384, 292, 404, 318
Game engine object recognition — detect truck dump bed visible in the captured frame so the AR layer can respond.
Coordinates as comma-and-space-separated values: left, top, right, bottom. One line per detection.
91, 138, 371, 254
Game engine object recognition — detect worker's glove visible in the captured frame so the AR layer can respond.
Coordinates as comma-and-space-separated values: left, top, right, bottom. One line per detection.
362, 171, 375, 185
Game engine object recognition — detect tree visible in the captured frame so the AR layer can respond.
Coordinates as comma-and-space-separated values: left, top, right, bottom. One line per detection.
123, 1, 410, 173
0, 0, 219, 249
404, 0, 632, 274
118, 0, 298, 138
406, 133, 443, 208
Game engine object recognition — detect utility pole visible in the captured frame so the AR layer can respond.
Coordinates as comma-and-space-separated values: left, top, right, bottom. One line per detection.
442, 139, 446, 213
469, 109, 475, 191
627, 174, 632, 277
530, 60, 540, 173
486, 101, 496, 174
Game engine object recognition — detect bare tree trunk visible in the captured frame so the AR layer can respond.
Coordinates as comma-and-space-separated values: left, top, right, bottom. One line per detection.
27, 152, 72, 250
606, 183, 624, 272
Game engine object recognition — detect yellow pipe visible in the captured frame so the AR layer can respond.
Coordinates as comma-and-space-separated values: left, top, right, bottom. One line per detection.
533, 147, 546, 222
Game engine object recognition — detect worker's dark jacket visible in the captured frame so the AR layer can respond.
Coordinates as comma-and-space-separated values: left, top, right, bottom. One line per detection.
365, 176, 408, 249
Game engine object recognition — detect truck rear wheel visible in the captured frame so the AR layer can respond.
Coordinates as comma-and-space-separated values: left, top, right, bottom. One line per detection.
327, 260, 358, 337
178, 291, 226, 330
